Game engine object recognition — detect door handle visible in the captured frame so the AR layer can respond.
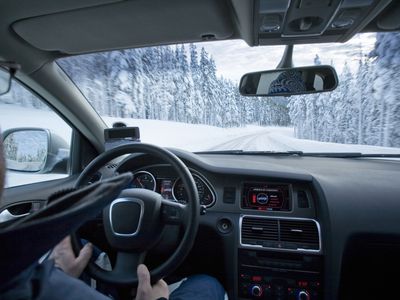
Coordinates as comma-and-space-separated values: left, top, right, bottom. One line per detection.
0, 208, 30, 223
0, 201, 39, 223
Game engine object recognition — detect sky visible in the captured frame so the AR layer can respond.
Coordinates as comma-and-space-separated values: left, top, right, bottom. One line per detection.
197, 33, 377, 82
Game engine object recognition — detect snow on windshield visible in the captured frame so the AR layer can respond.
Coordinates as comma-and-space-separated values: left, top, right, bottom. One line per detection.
36, 33, 400, 153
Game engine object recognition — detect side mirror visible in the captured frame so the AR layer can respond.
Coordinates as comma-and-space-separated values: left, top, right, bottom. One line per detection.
239, 65, 338, 97
2, 128, 69, 173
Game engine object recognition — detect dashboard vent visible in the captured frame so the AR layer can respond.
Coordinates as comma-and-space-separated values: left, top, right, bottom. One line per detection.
241, 217, 279, 246
280, 220, 319, 250
241, 217, 320, 252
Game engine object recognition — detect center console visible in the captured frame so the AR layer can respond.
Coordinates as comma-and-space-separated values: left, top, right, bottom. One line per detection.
238, 182, 323, 299
238, 250, 323, 299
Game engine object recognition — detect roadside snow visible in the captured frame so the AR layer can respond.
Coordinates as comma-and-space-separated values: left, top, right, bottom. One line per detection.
208, 128, 400, 154
103, 117, 272, 151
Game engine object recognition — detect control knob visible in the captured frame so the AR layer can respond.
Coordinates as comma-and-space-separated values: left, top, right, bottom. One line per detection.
298, 290, 310, 300
250, 284, 263, 297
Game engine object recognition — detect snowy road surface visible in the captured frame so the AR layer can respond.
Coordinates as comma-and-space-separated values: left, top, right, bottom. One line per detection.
209, 127, 400, 154
209, 130, 297, 152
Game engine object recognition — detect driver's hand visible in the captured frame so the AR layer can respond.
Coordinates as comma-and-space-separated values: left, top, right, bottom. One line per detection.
135, 264, 169, 300
50, 236, 93, 278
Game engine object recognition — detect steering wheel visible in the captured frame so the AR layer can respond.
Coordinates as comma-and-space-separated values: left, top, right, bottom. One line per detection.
71, 143, 200, 286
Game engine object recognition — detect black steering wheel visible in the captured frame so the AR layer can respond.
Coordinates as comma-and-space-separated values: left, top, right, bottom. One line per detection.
71, 143, 200, 286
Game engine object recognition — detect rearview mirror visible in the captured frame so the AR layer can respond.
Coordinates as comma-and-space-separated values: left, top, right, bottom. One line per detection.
239, 65, 338, 97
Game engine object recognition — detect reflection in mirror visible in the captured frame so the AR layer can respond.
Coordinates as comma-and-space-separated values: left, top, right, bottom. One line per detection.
3, 130, 48, 172
0, 67, 11, 95
239, 66, 338, 97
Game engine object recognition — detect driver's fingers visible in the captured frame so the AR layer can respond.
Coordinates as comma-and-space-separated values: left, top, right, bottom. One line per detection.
75, 242, 93, 272
49, 236, 70, 259
137, 264, 152, 295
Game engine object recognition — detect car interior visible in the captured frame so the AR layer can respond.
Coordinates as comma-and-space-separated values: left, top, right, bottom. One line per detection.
1, 0, 400, 299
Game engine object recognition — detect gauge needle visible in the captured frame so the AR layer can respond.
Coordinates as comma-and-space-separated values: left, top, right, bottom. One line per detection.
136, 178, 144, 188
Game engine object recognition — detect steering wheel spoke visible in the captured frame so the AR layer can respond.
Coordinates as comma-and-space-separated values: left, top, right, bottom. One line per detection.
161, 199, 188, 225
111, 251, 147, 279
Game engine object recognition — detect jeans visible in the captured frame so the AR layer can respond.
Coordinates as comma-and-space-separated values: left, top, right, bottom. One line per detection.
170, 275, 226, 300
83, 241, 226, 300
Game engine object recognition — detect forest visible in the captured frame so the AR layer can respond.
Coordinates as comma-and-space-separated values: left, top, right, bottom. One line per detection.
289, 32, 400, 148
58, 44, 290, 127
1, 32, 400, 148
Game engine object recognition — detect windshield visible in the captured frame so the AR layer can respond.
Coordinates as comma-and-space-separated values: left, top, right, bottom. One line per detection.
58, 32, 400, 154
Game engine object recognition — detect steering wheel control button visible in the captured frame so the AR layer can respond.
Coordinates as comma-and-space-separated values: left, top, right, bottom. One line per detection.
161, 205, 181, 224
110, 198, 143, 236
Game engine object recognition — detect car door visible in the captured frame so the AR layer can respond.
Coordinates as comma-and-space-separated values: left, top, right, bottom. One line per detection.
0, 75, 92, 225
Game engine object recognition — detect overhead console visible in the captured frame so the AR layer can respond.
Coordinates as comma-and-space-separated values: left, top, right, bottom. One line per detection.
256, 0, 393, 45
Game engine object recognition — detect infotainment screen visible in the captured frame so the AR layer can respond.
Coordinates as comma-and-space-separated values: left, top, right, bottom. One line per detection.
242, 183, 290, 211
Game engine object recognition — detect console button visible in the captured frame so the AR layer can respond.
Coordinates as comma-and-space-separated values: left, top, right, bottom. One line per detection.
298, 290, 311, 300
250, 285, 263, 297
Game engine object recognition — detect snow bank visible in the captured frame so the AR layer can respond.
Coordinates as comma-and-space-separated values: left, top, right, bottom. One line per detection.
103, 117, 271, 151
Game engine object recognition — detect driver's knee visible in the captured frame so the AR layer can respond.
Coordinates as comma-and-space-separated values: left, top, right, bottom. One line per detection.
170, 274, 225, 300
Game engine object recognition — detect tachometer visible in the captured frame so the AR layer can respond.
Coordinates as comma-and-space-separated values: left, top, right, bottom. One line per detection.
172, 174, 215, 206
131, 171, 156, 191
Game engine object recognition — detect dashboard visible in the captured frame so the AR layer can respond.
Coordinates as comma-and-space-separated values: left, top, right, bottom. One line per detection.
102, 149, 400, 300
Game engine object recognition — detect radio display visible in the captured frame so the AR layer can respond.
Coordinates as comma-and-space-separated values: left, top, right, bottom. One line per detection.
242, 183, 290, 211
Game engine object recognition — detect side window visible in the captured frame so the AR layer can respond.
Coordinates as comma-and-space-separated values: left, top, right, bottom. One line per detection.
0, 78, 72, 188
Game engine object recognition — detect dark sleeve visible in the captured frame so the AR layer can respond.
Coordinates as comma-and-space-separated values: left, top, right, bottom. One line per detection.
0, 260, 111, 300
40, 262, 111, 300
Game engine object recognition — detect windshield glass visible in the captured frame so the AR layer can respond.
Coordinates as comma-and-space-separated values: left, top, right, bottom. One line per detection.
58, 32, 400, 154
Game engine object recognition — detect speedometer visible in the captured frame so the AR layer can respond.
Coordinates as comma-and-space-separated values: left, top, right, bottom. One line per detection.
172, 174, 215, 206
131, 171, 156, 191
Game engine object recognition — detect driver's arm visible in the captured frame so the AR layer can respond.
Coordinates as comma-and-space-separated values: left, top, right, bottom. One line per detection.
50, 236, 169, 300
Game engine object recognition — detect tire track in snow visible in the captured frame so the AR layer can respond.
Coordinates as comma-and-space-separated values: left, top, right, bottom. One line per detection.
209, 130, 298, 151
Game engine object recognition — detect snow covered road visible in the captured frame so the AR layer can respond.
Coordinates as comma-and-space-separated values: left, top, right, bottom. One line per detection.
209, 130, 297, 152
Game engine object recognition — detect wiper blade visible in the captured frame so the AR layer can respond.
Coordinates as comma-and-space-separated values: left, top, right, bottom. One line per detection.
357, 153, 400, 158
195, 150, 400, 158
301, 152, 363, 158
195, 150, 304, 156
302, 152, 400, 158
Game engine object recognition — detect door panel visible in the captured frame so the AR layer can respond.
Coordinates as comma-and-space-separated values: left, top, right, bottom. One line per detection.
0, 175, 78, 223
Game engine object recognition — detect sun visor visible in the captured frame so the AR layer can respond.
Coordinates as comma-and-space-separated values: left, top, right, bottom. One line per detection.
12, 0, 234, 54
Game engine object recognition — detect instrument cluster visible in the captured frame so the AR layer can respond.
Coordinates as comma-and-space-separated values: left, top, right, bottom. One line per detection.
129, 167, 216, 207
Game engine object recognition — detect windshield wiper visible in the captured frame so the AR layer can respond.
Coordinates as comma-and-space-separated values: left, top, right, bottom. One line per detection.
300, 152, 400, 158
195, 150, 304, 156
195, 150, 400, 158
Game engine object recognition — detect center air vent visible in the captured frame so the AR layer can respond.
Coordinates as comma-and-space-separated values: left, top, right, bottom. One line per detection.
241, 216, 321, 252
242, 217, 279, 244
280, 219, 320, 250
